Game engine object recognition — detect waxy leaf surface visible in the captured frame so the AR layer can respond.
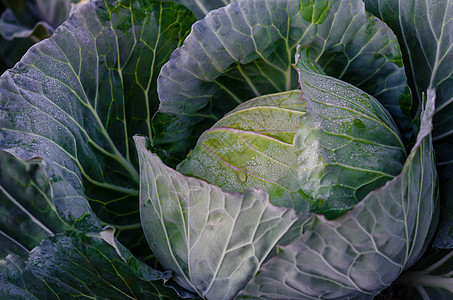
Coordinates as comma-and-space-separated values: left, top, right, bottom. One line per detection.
0, 0, 196, 254
0, 229, 181, 299
0, 150, 72, 258
138, 60, 437, 300
136, 135, 299, 299
294, 48, 406, 218
364, 0, 453, 248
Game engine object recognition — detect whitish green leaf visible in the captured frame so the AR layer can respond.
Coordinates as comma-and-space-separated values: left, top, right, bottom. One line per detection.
136, 135, 299, 299
178, 90, 308, 210
238, 89, 437, 299
0, 150, 72, 258
294, 47, 406, 218
0, 0, 196, 254
363, 0, 453, 248
0, 228, 182, 299
154, 0, 411, 159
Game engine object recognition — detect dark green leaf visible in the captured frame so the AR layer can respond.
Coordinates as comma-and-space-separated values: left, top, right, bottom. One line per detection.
154, 0, 411, 160
0, 228, 181, 299
0, 0, 196, 254
434, 162, 453, 248
364, 0, 453, 248
0, 150, 72, 258
0, 36, 34, 73
0, 0, 75, 40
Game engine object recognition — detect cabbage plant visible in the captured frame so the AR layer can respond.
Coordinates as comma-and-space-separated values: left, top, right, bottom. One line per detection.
0, 0, 452, 299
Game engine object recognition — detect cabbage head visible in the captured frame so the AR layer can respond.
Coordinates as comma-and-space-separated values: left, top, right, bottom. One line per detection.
135, 1, 438, 298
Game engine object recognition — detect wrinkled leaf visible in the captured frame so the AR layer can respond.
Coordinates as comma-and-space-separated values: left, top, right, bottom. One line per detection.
178, 90, 308, 210
0, 150, 72, 258
154, 0, 411, 159
136, 135, 299, 299
0, 228, 181, 299
237, 88, 437, 299
0, 0, 196, 254
364, 0, 453, 248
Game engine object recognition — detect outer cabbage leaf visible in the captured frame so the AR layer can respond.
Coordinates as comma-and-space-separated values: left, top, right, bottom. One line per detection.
136, 135, 300, 299
0, 150, 72, 258
237, 90, 437, 299
363, 0, 453, 248
0, 228, 183, 299
0, 0, 195, 254
154, 0, 411, 159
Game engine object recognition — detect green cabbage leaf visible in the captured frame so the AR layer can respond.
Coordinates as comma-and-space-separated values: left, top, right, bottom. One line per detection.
364, 0, 453, 249
0, 0, 196, 255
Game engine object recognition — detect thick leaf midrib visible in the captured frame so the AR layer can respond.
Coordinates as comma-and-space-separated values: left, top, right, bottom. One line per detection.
43, 24, 140, 184
201, 191, 244, 298
0, 230, 30, 253
426, 0, 447, 86
404, 149, 424, 265
104, 2, 136, 165
13, 78, 132, 167
0, 184, 54, 236
29, 42, 140, 184
2, 128, 139, 196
